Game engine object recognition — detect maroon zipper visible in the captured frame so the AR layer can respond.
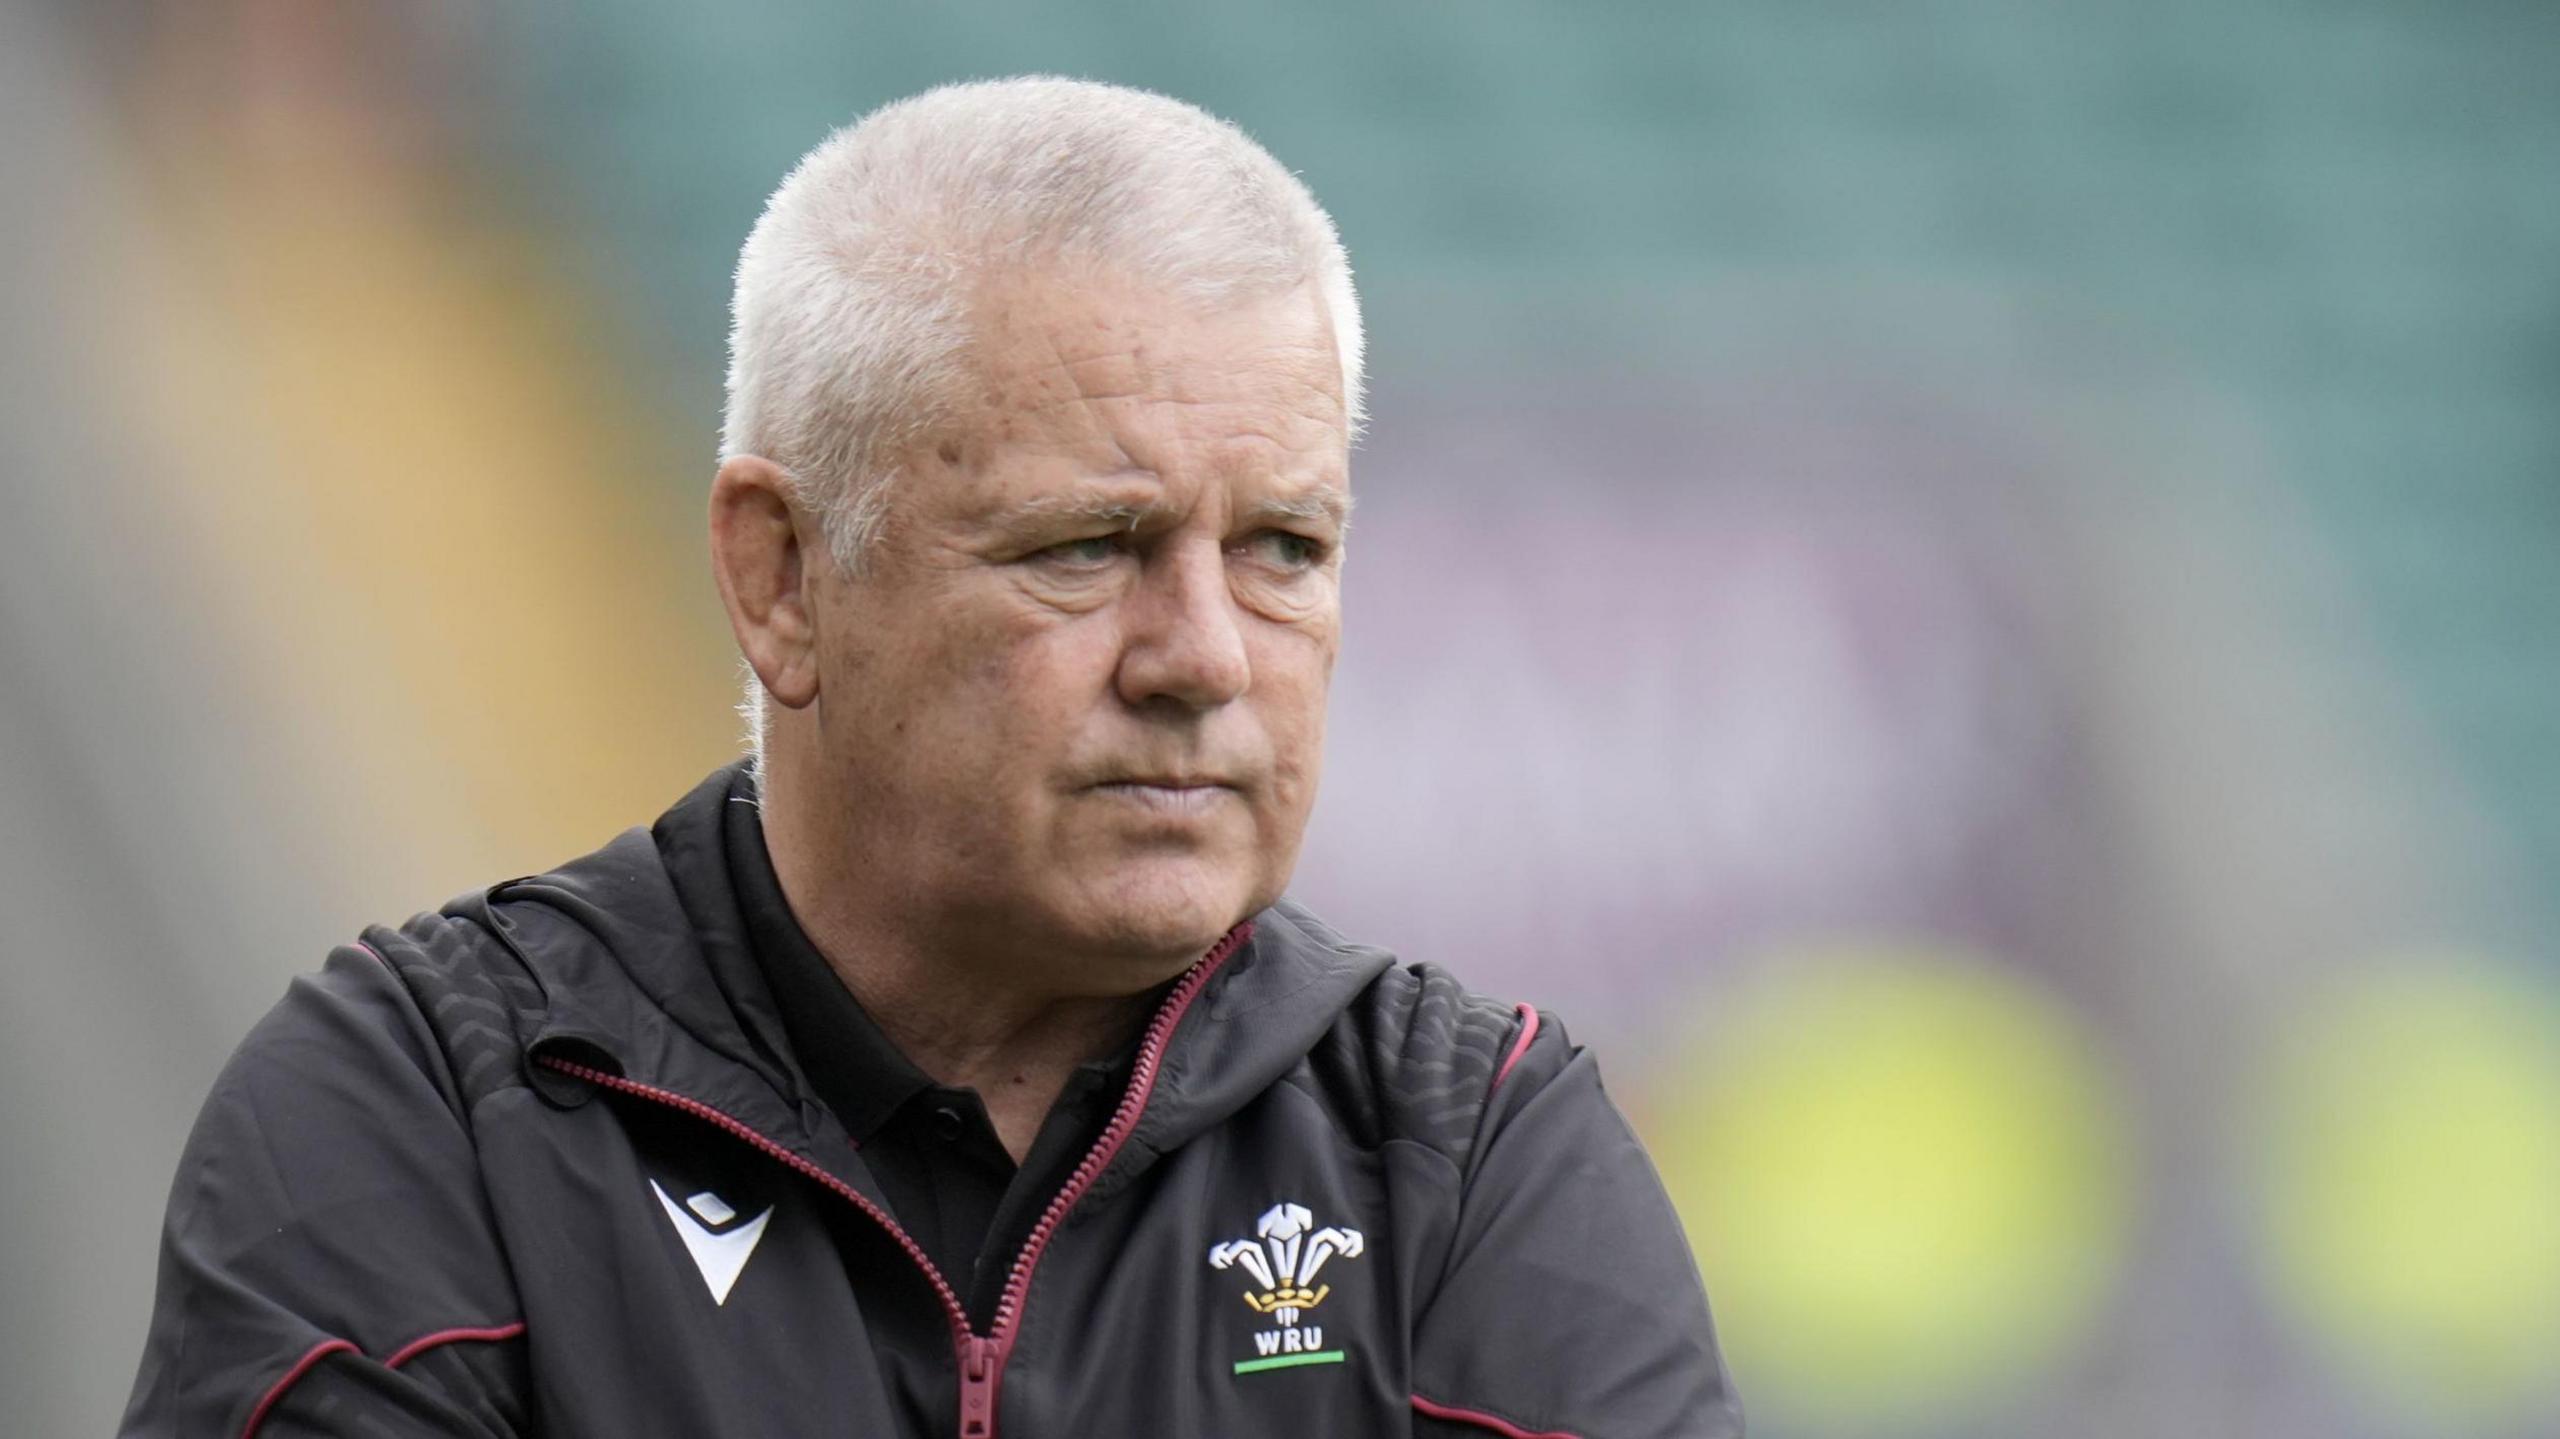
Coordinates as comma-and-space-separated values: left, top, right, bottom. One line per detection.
537, 920, 1250, 1439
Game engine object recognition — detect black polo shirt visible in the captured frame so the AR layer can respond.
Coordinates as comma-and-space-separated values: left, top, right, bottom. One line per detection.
707, 767, 1138, 1328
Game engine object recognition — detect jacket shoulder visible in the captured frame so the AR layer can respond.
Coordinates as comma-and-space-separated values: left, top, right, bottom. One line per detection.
1300, 951, 1541, 1173
358, 898, 550, 1111
122, 941, 535, 1435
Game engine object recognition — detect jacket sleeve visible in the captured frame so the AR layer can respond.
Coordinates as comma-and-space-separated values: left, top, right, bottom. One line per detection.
1410, 1011, 1744, 1439
121, 945, 532, 1438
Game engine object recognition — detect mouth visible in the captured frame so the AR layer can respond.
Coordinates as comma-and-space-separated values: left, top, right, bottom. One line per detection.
1088, 779, 1240, 815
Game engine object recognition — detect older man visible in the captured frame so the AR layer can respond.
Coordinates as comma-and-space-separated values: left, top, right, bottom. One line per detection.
123, 79, 1740, 1438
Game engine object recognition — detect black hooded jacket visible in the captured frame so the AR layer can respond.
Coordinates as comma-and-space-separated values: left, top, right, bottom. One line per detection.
122, 767, 1743, 1438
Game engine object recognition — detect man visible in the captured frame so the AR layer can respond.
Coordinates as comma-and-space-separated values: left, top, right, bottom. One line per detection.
122, 77, 1741, 1438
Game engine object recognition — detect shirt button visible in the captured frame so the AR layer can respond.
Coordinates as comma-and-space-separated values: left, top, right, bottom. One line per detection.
931, 1105, 965, 1141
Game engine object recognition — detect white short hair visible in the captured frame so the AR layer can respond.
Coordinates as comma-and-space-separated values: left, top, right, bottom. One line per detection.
721, 76, 1364, 757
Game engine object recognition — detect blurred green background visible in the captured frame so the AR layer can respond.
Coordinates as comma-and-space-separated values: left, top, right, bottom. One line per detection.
5, 2, 2556, 1434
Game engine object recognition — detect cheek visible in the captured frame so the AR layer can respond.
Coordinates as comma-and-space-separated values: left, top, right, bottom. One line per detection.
1267, 608, 1340, 700
833, 592, 1061, 761
978, 611, 1125, 749
1254, 625, 1337, 787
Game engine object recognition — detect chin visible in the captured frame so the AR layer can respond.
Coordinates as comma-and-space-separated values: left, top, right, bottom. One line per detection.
1066, 860, 1267, 964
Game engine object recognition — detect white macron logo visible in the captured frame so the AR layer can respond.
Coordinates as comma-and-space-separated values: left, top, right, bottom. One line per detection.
649, 1179, 773, 1305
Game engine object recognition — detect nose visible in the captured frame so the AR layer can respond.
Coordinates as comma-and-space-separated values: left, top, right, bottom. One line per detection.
1115, 539, 1251, 711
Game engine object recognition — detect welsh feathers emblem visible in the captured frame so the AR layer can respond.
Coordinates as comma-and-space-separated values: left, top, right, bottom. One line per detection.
1208, 1201, 1365, 1326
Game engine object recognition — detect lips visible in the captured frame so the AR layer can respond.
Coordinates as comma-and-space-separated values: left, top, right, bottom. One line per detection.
1077, 760, 1246, 791
1089, 779, 1239, 815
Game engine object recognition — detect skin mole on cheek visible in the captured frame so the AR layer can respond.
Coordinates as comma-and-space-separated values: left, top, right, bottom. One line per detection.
936, 441, 963, 466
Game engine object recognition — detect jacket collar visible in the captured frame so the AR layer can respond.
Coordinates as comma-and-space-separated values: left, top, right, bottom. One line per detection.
481, 764, 1395, 1180
1096, 897, 1392, 1196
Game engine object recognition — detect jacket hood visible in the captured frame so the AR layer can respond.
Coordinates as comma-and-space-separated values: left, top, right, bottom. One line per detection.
470, 764, 1396, 1177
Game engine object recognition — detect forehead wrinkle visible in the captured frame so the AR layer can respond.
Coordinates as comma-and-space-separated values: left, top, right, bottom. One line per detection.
1010, 325, 1336, 419
1006, 348, 1147, 405
1009, 388, 1152, 417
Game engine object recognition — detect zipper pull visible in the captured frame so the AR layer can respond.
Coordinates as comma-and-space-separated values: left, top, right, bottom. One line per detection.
957, 1335, 1001, 1439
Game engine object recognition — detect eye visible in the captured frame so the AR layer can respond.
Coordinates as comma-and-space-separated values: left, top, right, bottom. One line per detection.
1032, 534, 1124, 570
1241, 530, 1329, 571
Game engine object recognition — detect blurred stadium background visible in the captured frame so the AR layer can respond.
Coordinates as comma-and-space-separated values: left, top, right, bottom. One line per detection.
6, 2, 2556, 1434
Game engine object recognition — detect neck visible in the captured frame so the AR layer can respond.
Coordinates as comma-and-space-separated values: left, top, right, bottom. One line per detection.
755, 750, 1172, 1162
815, 943, 1153, 1159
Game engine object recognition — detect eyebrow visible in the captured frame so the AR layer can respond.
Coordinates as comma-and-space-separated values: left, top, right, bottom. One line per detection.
997, 492, 1164, 531
993, 486, 1355, 533
1241, 490, 1356, 532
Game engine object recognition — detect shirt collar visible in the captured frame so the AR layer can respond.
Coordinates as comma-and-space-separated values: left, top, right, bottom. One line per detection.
719, 764, 937, 1144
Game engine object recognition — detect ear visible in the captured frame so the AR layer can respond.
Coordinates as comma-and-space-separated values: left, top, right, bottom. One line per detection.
708, 455, 822, 710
